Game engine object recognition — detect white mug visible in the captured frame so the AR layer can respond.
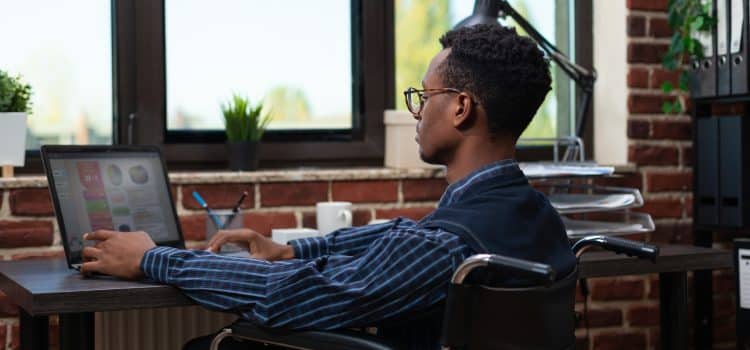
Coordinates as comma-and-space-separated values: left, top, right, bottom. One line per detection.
316, 201, 353, 234
271, 228, 320, 245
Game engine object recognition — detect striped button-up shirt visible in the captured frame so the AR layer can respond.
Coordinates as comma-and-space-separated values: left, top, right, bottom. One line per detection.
141, 160, 519, 329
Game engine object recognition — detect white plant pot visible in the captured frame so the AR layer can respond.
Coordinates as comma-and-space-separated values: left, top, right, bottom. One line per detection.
0, 112, 28, 167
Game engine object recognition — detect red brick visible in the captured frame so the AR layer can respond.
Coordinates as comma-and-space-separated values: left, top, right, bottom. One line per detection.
590, 278, 645, 301
0, 221, 54, 248
260, 182, 328, 207
11, 323, 18, 350
627, 68, 649, 88
650, 221, 692, 244
685, 196, 693, 218
628, 94, 673, 114
714, 296, 734, 319
627, 305, 659, 326
649, 275, 660, 299
593, 330, 647, 350
302, 209, 371, 229
181, 184, 255, 210
627, 15, 646, 37
714, 272, 735, 293
0, 292, 18, 317
628, 145, 679, 166
636, 197, 683, 218
179, 214, 207, 241
651, 68, 682, 89
582, 308, 622, 328
402, 179, 447, 202
711, 102, 746, 115
593, 173, 643, 191
713, 318, 736, 343
649, 17, 673, 38
646, 172, 692, 192
10, 250, 64, 261
628, 43, 669, 64
49, 322, 59, 347
682, 146, 693, 166
375, 207, 434, 221
0, 323, 5, 350
627, 120, 650, 139
651, 120, 691, 140
627, 0, 667, 11
331, 180, 398, 203
9, 189, 54, 216
575, 336, 588, 350
242, 212, 296, 236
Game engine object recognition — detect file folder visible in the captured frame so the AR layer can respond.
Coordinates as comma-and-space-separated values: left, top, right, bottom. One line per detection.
719, 116, 743, 227
735, 238, 750, 349
690, 0, 717, 98
717, 0, 730, 96
696, 117, 719, 226
730, 0, 748, 95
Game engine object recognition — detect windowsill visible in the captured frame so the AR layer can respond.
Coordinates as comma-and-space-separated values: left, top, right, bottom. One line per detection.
0, 167, 447, 189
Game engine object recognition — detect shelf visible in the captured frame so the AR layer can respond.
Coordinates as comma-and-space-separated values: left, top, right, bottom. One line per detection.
520, 162, 614, 179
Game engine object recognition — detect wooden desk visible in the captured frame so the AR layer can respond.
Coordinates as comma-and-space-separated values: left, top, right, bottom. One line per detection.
0, 245, 733, 350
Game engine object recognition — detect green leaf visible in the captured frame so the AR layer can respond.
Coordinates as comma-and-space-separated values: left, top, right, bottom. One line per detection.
679, 71, 690, 90
673, 101, 683, 114
662, 81, 674, 93
662, 101, 674, 114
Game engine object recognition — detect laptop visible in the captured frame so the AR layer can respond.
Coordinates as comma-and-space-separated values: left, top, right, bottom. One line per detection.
41, 145, 186, 270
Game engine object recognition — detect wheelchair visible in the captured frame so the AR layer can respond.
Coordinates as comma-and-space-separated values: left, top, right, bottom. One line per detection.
209, 235, 659, 350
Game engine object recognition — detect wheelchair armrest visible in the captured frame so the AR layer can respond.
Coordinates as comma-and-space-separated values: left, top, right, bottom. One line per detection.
451, 254, 556, 285
572, 235, 659, 262
219, 320, 398, 350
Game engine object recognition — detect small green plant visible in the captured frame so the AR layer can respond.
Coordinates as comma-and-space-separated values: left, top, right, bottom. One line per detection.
221, 94, 272, 142
661, 0, 715, 114
0, 69, 32, 113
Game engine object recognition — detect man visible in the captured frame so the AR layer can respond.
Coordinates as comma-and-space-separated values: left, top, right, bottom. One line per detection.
81, 24, 576, 349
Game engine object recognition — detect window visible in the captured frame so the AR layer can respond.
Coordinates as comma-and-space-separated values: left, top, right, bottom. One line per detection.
165, 0, 353, 132
395, 0, 578, 138
0, 1, 113, 149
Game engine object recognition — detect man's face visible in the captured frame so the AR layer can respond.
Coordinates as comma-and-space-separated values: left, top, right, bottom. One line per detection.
415, 49, 460, 165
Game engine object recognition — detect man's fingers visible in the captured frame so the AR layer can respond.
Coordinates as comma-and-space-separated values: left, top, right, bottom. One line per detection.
207, 234, 230, 253
84, 230, 118, 241
79, 261, 102, 275
81, 246, 103, 260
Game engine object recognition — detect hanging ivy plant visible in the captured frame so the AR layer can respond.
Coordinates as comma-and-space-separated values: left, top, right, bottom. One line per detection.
661, 0, 715, 114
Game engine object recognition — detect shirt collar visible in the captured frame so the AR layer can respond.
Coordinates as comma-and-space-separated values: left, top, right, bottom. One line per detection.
438, 159, 520, 207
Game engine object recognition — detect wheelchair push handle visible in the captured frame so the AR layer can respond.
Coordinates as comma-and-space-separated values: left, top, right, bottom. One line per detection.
573, 235, 659, 262
451, 254, 556, 285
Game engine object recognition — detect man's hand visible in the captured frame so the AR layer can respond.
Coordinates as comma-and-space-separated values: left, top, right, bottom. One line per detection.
207, 229, 294, 261
80, 230, 156, 279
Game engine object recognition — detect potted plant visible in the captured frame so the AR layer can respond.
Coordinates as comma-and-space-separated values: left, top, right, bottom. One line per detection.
0, 69, 32, 177
221, 94, 272, 171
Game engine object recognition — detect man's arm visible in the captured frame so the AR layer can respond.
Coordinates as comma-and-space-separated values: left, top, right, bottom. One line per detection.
289, 217, 417, 259
141, 227, 470, 329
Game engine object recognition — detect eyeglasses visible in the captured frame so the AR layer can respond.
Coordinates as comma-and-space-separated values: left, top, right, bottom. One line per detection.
403, 87, 462, 116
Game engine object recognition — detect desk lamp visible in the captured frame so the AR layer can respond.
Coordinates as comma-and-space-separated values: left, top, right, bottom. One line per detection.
455, 0, 597, 138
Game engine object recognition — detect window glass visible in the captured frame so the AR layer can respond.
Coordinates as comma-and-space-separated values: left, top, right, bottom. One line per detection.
165, 0, 352, 131
0, 1, 113, 149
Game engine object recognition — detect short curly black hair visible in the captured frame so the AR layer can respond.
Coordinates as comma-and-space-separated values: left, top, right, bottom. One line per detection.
439, 24, 551, 137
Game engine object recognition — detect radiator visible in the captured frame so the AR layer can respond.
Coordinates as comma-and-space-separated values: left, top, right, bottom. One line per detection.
94, 306, 238, 350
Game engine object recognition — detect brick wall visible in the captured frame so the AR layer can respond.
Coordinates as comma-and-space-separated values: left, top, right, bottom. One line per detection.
0, 173, 446, 349
579, 1, 737, 349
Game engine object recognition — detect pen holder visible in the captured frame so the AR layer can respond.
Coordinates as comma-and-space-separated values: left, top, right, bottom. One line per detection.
206, 210, 244, 253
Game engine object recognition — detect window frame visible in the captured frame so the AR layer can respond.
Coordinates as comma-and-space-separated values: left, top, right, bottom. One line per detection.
17, 0, 591, 173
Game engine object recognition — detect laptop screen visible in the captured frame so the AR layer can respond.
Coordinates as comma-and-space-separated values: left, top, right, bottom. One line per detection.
43, 147, 182, 265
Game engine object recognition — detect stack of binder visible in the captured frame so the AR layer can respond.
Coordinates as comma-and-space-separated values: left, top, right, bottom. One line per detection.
691, 0, 750, 97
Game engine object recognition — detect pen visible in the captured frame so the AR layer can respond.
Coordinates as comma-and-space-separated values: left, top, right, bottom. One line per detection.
222, 191, 248, 229
192, 191, 224, 229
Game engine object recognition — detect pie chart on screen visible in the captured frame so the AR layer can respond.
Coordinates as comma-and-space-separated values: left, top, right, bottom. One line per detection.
129, 165, 149, 184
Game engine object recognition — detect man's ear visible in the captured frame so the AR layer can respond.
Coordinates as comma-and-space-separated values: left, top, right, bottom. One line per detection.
452, 93, 474, 129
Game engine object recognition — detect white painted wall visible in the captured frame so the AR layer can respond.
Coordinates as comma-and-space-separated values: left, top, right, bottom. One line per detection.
593, 0, 629, 165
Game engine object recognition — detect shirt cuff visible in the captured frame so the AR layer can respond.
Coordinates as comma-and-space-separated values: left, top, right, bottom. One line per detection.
288, 236, 329, 259
140, 246, 182, 283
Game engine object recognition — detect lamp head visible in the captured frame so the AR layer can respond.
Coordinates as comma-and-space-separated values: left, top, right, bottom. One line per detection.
454, 0, 502, 29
